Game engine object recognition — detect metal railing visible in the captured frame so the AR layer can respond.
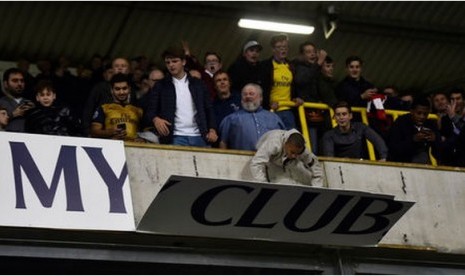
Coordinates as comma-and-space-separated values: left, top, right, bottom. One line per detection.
277, 101, 439, 165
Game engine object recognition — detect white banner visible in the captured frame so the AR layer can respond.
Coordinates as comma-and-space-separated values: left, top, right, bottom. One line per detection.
0, 132, 135, 231
138, 175, 414, 247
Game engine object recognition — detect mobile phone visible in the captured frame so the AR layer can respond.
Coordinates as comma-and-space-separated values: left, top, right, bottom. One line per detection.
421, 126, 431, 131
20, 100, 31, 106
117, 123, 126, 130
19, 102, 32, 109
421, 127, 432, 133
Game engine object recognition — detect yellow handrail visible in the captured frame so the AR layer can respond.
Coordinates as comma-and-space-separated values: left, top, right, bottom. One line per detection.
276, 101, 439, 165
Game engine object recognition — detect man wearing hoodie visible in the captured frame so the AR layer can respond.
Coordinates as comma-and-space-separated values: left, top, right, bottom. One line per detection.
250, 128, 324, 187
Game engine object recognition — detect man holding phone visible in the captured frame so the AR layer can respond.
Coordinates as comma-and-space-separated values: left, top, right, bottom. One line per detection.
90, 73, 142, 141
388, 96, 441, 164
0, 68, 34, 132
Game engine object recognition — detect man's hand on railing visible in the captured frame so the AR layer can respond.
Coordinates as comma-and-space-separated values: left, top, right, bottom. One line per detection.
293, 97, 304, 106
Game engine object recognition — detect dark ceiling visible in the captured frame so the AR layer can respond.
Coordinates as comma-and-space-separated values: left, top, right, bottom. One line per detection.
1, 1, 465, 93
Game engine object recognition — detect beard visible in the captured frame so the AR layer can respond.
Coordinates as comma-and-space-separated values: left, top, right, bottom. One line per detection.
242, 101, 260, 112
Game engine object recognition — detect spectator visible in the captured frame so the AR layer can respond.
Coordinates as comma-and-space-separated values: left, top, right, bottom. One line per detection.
147, 68, 165, 89
336, 56, 376, 117
219, 83, 284, 150
35, 58, 53, 83
432, 91, 449, 117
135, 68, 165, 109
0, 105, 9, 131
196, 51, 223, 101
332, 54, 384, 138
52, 55, 83, 118
82, 57, 137, 136
293, 42, 331, 153
89, 54, 105, 87
227, 40, 263, 92
321, 101, 388, 161
144, 46, 217, 147
306, 55, 340, 154
250, 129, 324, 187
438, 87, 465, 166
431, 91, 449, 129
0, 68, 35, 132
16, 58, 36, 101
448, 120, 465, 167
259, 33, 303, 130
399, 91, 415, 110
382, 85, 404, 110
131, 67, 145, 93
181, 41, 222, 101
137, 55, 150, 74
293, 41, 327, 104
387, 96, 441, 164
90, 73, 143, 141
212, 71, 241, 130
25, 80, 82, 136
368, 85, 405, 141
318, 55, 338, 107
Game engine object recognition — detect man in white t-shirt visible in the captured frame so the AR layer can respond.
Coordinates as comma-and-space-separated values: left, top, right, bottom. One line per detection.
144, 46, 218, 147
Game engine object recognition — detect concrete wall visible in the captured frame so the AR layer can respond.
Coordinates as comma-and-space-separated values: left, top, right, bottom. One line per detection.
125, 143, 465, 254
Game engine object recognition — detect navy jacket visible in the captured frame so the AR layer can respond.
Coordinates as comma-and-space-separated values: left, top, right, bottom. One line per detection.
336, 76, 375, 107
143, 74, 216, 144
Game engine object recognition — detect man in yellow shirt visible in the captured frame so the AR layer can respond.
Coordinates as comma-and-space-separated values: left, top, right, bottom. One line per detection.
259, 33, 303, 130
90, 73, 143, 141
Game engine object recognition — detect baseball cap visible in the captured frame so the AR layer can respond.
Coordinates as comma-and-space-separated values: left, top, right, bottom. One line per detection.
243, 41, 263, 53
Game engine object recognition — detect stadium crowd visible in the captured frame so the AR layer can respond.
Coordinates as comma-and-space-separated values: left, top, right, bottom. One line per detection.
1, 33, 465, 168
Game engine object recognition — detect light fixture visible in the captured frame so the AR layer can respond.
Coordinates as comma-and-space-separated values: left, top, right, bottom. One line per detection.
238, 18, 314, 35
322, 5, 338, 39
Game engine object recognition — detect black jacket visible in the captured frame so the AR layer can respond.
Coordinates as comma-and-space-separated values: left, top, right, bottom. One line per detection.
336, 76, 375, 107
227, 56, 262, 93
25, 104, 83, 136
143, 74, 216, 144
387, 114, 441, 164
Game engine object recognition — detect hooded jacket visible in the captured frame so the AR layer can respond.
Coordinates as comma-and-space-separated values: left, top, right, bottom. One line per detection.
250, 129, 324, 187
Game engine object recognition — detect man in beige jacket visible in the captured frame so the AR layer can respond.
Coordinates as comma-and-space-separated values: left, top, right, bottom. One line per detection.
250, 128, 324, 187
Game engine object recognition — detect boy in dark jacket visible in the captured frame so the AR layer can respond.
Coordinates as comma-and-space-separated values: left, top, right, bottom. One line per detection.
25, 80, 82, 136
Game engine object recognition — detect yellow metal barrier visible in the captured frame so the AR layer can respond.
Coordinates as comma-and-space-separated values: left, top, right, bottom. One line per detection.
277, 101, 333, 151
277, 101, 439, 165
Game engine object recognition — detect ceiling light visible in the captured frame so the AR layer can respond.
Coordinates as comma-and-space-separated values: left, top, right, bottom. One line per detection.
238, 18, 314, 35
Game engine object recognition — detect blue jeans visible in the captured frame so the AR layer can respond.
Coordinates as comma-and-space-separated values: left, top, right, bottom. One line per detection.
276, 110, 296, 130
173, 135, 208, 147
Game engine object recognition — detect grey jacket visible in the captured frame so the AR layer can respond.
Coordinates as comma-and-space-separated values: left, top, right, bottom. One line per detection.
250, 129, 324, 187
0, 95, 29, 132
